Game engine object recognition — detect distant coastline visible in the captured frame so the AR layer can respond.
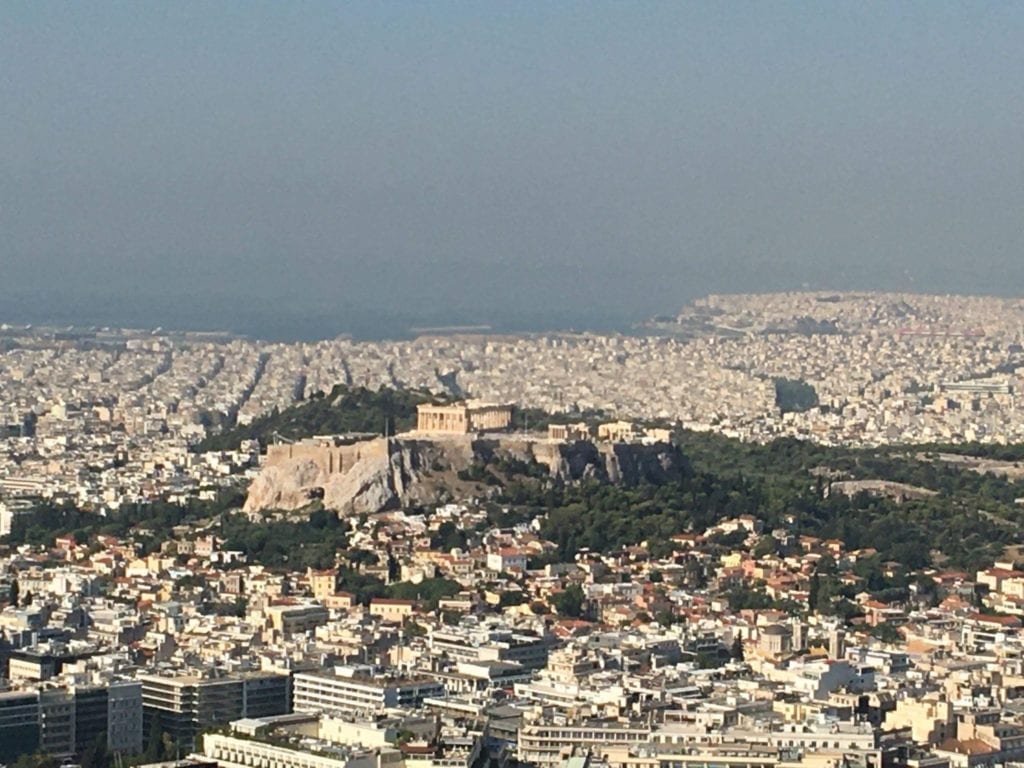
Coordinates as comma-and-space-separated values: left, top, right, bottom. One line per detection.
408, 324, 493, 336
4, 287, 1023, 345
0, 290, 642, 343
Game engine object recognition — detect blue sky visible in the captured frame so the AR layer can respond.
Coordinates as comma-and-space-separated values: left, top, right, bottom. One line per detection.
3, 2, 1024, 333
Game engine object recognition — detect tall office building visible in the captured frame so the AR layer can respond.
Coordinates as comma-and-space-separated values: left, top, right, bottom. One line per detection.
0, 692, 41, 762
0, 682, 143, 762
140, 672, 290, 752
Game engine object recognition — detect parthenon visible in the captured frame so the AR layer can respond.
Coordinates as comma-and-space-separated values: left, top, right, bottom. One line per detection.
416, 401, 514, 434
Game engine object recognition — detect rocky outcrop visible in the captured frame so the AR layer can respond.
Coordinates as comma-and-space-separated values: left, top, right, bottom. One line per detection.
529, 439, 688, 484
243, 435, 689, 516
244, 438, 423, 516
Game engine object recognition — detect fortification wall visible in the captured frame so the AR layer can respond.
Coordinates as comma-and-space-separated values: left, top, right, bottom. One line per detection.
247, 432, 686, 515
264, 437, 389, 476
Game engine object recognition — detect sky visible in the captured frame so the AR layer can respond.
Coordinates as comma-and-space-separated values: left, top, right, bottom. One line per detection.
2, 2, 1024, 338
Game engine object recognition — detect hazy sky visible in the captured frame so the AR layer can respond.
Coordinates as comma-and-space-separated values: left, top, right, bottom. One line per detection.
3, 2, 1024, 335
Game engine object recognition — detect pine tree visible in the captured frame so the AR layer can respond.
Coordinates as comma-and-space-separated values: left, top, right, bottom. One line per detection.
144, 718, 165, 763
730, 637, 745, 662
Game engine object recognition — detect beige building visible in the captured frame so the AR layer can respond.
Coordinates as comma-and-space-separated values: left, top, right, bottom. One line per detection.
314, 713, 436, 747
758, 625, 793, 658
308, 568, 338, 600
416, 401, 514, 434
548, 422, 590, 441
598, 421, 638, 442
203, 732, 403, 768
369, 598, 415, 622
292, 672, 443, 715
645, 427, 674, 443
883, 695, 953, 745
264, 602, 330, 636
324, 592, 356, 610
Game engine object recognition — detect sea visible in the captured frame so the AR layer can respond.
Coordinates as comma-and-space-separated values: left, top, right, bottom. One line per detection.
0, 291, 649, 343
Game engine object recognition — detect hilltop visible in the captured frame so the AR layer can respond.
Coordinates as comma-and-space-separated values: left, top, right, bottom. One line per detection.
168, 380, 1024, 572
194, 385, 443, 452
224, 385, 1024, 571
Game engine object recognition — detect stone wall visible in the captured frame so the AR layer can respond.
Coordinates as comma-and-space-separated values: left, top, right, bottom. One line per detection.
264, 438, 390, 476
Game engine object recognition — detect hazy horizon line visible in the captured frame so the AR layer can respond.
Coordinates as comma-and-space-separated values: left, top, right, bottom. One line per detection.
3, 285, 1023, 344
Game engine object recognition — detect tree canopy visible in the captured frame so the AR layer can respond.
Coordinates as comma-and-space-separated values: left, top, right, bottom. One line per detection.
195, 385, 444, 452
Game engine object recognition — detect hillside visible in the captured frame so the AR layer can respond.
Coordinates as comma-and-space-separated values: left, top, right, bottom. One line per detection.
227, 386, 1024, 570
195, 385, 442, 452
11, 429, 1024, 574
242, 435, 688, 516
196, 385, 610, 453
20, 380, 1024, 574
237, 405, 1024, 570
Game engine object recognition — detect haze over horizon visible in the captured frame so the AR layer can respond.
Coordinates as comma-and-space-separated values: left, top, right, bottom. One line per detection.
3, 3, 1024, 339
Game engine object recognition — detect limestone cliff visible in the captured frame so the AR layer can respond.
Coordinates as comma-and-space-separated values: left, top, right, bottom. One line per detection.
244, 438, 419, 516
243, 436, 689, 516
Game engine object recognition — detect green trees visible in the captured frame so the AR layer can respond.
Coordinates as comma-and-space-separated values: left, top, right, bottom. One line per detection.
730, 637, 745, 661
497, 428, 1021, 571
219, 513, 350, 569
773, 378, 819, 414
726, 585, 775, 612
753, 535, 776, 558
913, 573, 940, 607
79, 734, 109, 768
7, 415, 1024, 579
654, 609, 679, 627
456, 462, 501, 485
385, 577, 461, 610
870, 622, 903, 644
7, 490, 245, 549
553, 584, 586, 618
499, 591, 527, 608
336, 570, 387, 605
143, 718, 167, 764
195, 385, 443, 452
430, 521, 467, 551
810, 571, 845, 615
12, 754, 59, 768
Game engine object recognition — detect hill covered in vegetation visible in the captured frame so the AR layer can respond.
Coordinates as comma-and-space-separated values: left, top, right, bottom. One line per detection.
17, 380, 1024, 574
196, 385, 444, 452
492, 430, 1024, 571
243, 431, 690, 515
197, 385, 615, 454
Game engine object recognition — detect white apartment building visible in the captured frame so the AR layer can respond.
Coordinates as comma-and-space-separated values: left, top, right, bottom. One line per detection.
292, 672, 444, 716
202, 732, 403, 768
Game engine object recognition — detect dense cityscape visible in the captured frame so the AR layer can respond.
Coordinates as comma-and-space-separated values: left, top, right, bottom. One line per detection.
1, 293, 1024, 768
5, 292, 1024, 511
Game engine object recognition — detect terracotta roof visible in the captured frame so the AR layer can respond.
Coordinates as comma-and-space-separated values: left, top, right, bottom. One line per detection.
984, 567, 1024, 578
939, 738, 996, 755
967, 612, 1021, 627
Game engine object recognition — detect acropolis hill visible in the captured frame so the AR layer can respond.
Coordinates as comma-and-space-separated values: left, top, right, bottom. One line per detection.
244, 421, 686, 516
